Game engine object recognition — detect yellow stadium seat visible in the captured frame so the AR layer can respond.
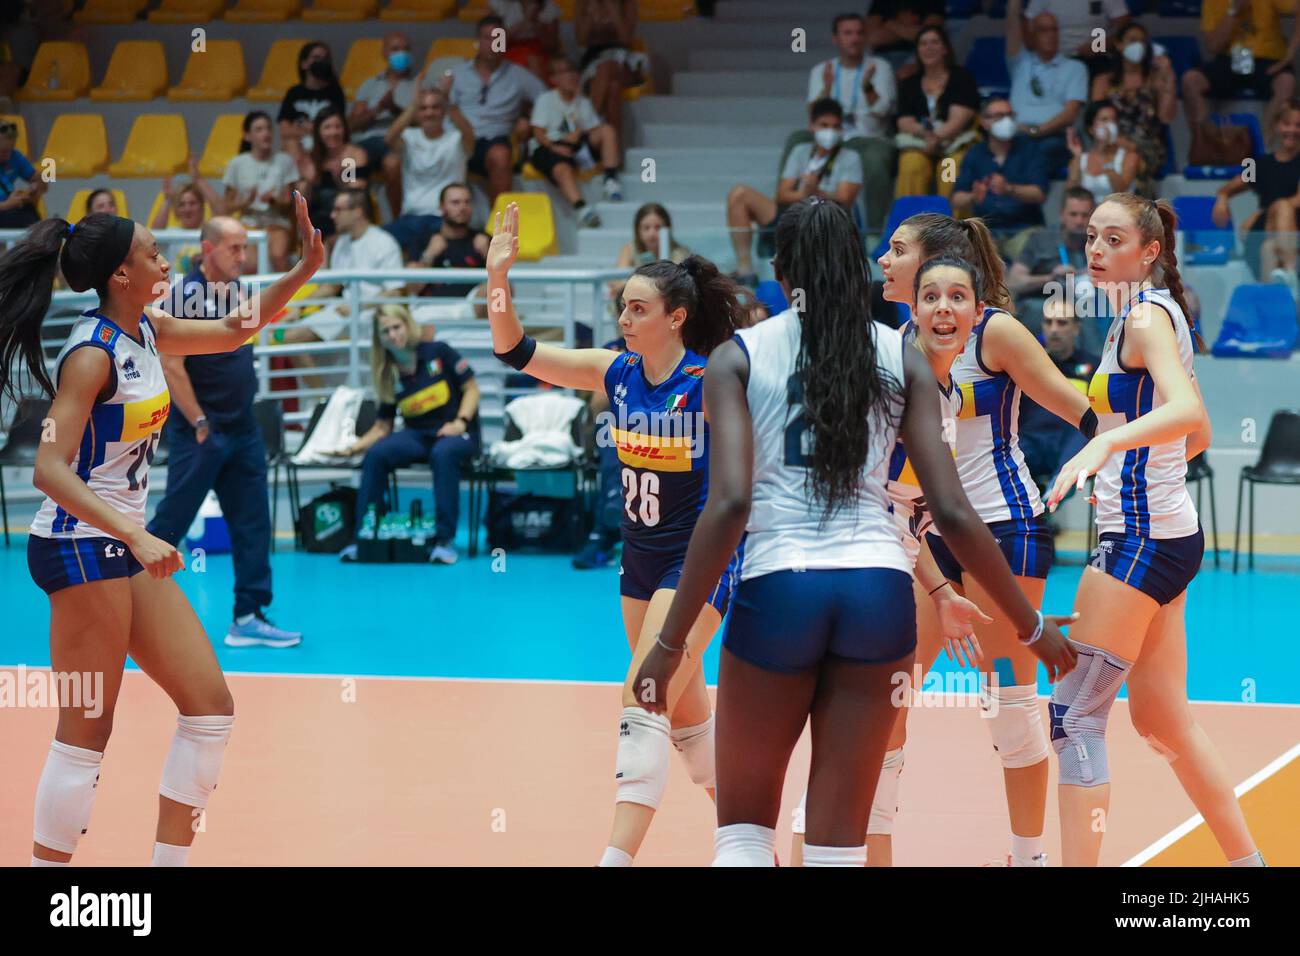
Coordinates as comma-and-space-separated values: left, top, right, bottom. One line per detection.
169, 41, 247, 101
1, 115, 30, 156
458, 0, 488, 22
41, 115, 109, 178
555, 0, 575, 19
148, 0, 225, 21
381, 0, 455, 20
639, 0, 695, 20
198, 114, 247, 179
18, 42, 91, 101
522, 161, 599, 182
424, 38, 477, 67
74, 0, 149, 23
226, 0, 302, 23
147, 190, 214, 228
248, 38, 310, 102
303, 0, 378, 20
624, 38, 653, 101
487, 193, 557, 261
340, 38, 386, 100
90, 41, 169, 102
67, 189, 129, 222
107, 114, 189, 177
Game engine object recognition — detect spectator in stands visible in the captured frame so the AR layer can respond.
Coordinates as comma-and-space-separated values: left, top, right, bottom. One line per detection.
300, 108, 371, 241
609, 202, 690, 311
725, 98, 862, 285
1089, 21, 1177, 195
334, 304, 481, 566
576, 0, 649, 142
493, 0, 563, 79
951, 95, 1049, 258
1066, 101, 1139, 204
894, 24, 980, 198
1024, 0, 1130, 80
412, 182, 492, 308
1009, 186, 1097, 341
222, 111, 299, 272
807, 12, 897, 230
864, 0, 945, 74
1183, 0, 1299, 137
1007, 0, 1087, 174
573, 335, 626, 569
435, 15, 547, 204
1214, 98, 1300, 295
86, 189, 118, 216
151, 180, 207, 276
350, 32, 417, 218
0, 117, 43, 229
278, 41, 347, 161
530, 55, 624, 228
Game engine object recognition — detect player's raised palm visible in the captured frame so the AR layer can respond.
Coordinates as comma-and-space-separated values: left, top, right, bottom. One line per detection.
487, 202, 520, 276
293, 189, 326, 276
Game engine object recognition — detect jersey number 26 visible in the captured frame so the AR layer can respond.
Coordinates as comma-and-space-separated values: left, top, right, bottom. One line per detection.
622, 467, 660, 526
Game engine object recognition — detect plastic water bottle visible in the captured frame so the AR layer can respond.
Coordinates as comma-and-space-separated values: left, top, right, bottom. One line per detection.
377, 511, 393, 541
359, 505, 377, 540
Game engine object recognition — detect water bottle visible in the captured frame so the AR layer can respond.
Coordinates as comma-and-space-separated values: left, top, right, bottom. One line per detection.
1231, 44, 1254, 76
410, 500, 427, 546
359, 504, 377, 540
377, 511, 393, 541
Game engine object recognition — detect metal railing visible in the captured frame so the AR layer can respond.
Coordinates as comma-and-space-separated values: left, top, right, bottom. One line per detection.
0, 227, 273, 275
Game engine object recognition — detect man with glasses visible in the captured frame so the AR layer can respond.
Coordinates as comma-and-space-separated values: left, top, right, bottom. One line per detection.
0, 119, 44, 230
1007, 0, 1087, 175
1025, 0, 1130, 80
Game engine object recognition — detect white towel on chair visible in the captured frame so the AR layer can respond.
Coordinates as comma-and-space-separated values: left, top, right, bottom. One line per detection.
292, 386, 366, 465
489, 392, 585, 469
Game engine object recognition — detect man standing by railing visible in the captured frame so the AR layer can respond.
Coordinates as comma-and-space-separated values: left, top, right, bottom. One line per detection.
149, 216, 303, 649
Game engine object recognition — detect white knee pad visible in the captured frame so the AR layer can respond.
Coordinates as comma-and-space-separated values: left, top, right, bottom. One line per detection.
713, 823, 776, 866
159, 715, 235, 809
614, 707, 671, 810
983, 684, 1050, 770
33, 740, 104, 855
803, 843, 867, 866
867, 747, 906, 836
670, 713, 715, 789
1049, 643, 1132, 787
792, 789, 807, 836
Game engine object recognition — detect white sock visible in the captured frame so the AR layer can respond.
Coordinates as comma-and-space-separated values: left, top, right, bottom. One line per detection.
31, 856, 69, 867
151, 841, 190, 867
598, 846, 633, 867
1229, 851, 1266, 867
1010, 832, 1046, 866
802, 843, 867, 867
236, 613, 255, 626
713, 823, 776, 866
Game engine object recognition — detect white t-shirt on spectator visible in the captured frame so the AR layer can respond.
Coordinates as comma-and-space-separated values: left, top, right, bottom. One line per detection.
400, 125, 466, 217
806, 55, 897, 140
445, 59, 547, 141
331, 225, 406, 300
1025, 0, 1128, 55
221, 151, 299, 215
491, 0, 560, 37
530, 89, 603, 140
781, 142, 863, 191
354, 72, 417, 140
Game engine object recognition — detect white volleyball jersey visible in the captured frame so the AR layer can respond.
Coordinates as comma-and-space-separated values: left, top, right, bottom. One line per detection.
1089, 288, 1198, 539
30, 311, 171, 540
949, 307, 1042, 525
734, 309, 909, 580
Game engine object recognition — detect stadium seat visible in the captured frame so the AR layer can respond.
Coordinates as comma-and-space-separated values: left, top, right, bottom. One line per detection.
639, 0, 695, 21
1, 114, 30, 156
964, 37, 1010, 98
945, 0, 980, 16
1152, 35, 1201, 82
1158, 0, 1202, 14
41, 115, 109, 178
198, 114, 247, 179
90, 40, 169, 101
624, 38, 653, 101
67, 188, 129, 221
426, 38, 478, 65
487, 193, 557, 260
1184, 113, 1264, 180
1172, 195, 1232, 265
458, 0, 489, 21
522, 161, 599, 182
17, 42, 91, 101
1154, 123, 1177, 179
226, 0, 302, 22
380, 0, 455, 20
249, 38, 310, 102
1213, 285, 1298, 359
303, 0, 378, 20
1233, 409, 1300, 571
74, 0, 148, 23
341, 39, 387, 99
169, 41, 247, 100
869, 195, 953, 259
147, 190, 214, 227
107, 114, 190, 177
148, 0, 226, 21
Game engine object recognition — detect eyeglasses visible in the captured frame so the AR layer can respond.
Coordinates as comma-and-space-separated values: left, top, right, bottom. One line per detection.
0, 121, 16, 136
1030, 76, 1044, 97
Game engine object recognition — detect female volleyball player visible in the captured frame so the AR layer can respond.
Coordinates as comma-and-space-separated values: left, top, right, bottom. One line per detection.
0, 193, 324, 866
634, 198, 1077, 866
1043, 194, 1263, 867
484, 202, 746, 867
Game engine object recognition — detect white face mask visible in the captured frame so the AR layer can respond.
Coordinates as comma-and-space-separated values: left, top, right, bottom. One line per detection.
1122, 42, 1146, 64
990, 116, 1017, 141
814, 127, 842, 150
300, 134, 314, 152
1094, 121, 1118, 143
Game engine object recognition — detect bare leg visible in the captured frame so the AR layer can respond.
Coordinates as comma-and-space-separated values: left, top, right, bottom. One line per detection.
551, 162, 584, 207
725, 185, 777, 275
484, 142, 514, 205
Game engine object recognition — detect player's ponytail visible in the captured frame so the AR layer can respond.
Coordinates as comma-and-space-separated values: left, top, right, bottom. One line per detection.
633, 255, 745, 356
901, 212, 1011, 311
774, 197, 903, 523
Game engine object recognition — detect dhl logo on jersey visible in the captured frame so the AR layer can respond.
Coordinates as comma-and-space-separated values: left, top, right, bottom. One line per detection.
612, 427, 695, 472
398, 380, 450, 418
121, 391, 171, 438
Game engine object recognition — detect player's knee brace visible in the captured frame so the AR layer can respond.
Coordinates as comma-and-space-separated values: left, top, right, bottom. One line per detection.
33, 740, 104, 855
866, 747, 905, 836
670, 713, 715, 789
713, 823, 777, 867
984, 684, 1050, 769
615, 706, 671, 809
159, 715, 235, 809
1049, 643, 1132, 787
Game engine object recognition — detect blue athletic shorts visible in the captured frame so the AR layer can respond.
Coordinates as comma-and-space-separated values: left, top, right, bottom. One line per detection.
618, 536, 738, 615
28, 534, 143, 596
926, 513, 1055, 584
1089, 527, 1203, 606
722, 567, 916, 673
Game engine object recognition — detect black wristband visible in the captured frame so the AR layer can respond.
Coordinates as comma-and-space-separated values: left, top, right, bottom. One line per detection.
1079, 407, 1098, 440
494, 334, 537, 371
927, 582, 949, 596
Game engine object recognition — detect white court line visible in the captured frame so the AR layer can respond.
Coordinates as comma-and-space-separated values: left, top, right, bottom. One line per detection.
1122, 740, 1300, 867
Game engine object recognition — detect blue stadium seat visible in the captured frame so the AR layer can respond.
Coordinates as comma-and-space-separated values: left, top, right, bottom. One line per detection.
1154, 123, 1177, 178
1184, 113, 1265, 180
965, 37, 1010, 99
1157, 0, 1202, 15
945, 0, 980, 18
870, 195, 953, 259
1152, 35, 1201, 82
1172, 195, 1233, 265
1212, 285, 1298, 358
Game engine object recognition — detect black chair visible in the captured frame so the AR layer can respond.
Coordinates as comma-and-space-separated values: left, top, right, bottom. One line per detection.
1234, 410, 1300, 572
253, 398, 286, 553
284, 398, 378, 549
0, 398, 52, 546
1186, 452, 1219, 569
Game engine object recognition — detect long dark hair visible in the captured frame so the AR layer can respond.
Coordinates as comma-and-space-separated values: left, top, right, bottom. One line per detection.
1109, 22, 1152, 85
775, 199, 903, 522
630, 255, 744, 357
900, 212, 1012, 311
915, 24, 958, 72
633, 202, 675, 256
239, 110, 272, 154
914, 255, 985, 305
310, 107, 350, 170
297, 41, 335, 83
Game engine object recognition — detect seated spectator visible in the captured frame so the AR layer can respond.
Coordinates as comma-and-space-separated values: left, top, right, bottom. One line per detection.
493, 0, 563, 79
222, 111, 300, 271
86, 188, 119, 216
383, 82, 474, 262
1089, 21, 1177, 194
1007, 0, 1086, 175
573, 335, 626, 570
151, 179, 207, 275
1214, 99, 1300, 294
412, 182, 492, 310
951, 96, 1049, 259
807, 12, 897, 229
1009, 186, 1098, 342
1066, 102, 1139, 205
725, 98, 862, 285
0, 118, 45, 229
332, 304, 481, 566
576, 0, 649, 141
1183, 0, 1297, 138
349, 32, 417, 217
1025, 0, 1130, 80
300, 107, 371, 240
894, 25, 980, 198
609, 202, 690, 310
530, 55, 624, 228
278, 41, 346, 162
863, 0, 945, 74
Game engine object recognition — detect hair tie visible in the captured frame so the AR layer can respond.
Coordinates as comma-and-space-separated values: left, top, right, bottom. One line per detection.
66, 223, 74, 239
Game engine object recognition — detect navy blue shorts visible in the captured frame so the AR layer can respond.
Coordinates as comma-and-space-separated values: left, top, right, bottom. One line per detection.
468, 135, 514, 177
722, 567, 916, 673
1089, 527, 1203, 606
926, 514, 1055, 584
618, 536, 737, 615
28, 534, 143, 596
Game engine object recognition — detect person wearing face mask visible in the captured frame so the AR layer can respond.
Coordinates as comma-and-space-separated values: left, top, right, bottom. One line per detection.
1066, 101, 1139, 205
350, 32, 418, 217
1089, 22, 1177, 196
1010, 187, 1106, 346
1006, 0, 1087, 175
277, 42, 346, 161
